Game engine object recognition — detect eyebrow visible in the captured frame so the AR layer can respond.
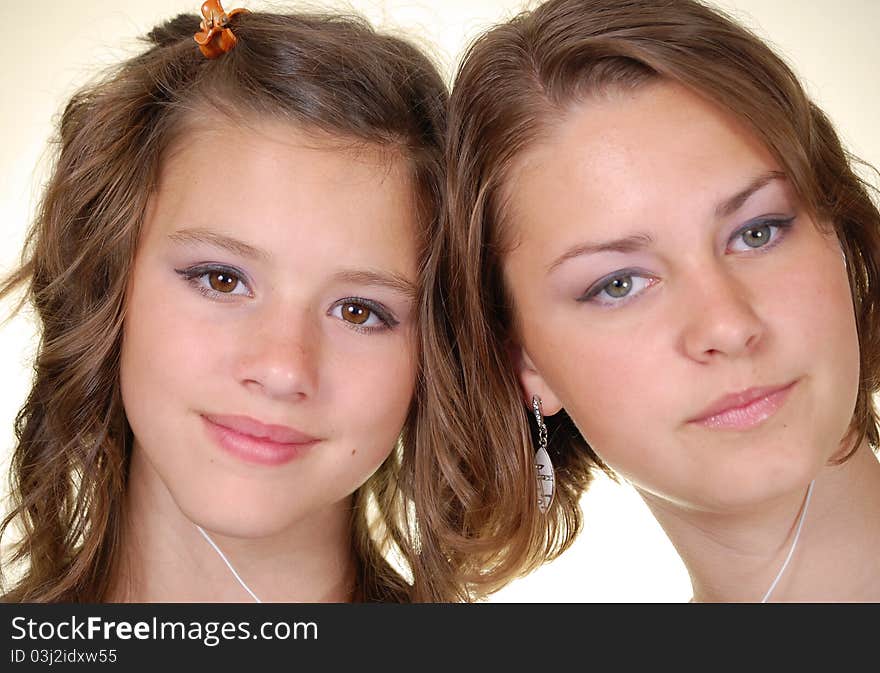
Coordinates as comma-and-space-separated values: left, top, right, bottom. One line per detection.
169, 228, 416, 298
715, 170, 787, 218
168, 228, 270, 261
333, 269, 417, 301
546, 170, 788, 274
547, 232, 655, 273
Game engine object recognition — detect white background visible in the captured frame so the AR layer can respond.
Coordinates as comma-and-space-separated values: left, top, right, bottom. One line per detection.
1, 0, 878, 602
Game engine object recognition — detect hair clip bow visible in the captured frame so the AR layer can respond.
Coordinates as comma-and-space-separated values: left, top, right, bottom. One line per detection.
194, 0, 249, 59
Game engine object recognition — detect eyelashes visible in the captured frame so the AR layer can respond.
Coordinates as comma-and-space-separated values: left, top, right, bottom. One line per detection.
728, 215, 794, 253
174, 264, 398, 333
578, 215, 796, 308
175, 264, 253, 298
578, 269, 657, 308
328, 297, 398, 332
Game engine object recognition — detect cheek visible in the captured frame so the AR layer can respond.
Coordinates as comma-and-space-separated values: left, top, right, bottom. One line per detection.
774, 236, 860, 423
778, 264, 855, 350
328, 326, 417, 443
317, 328, 417, 493
120, 270, 218, 432
765, 226, 858, 360
523, 311, 663, 456
574, 350, 660, 453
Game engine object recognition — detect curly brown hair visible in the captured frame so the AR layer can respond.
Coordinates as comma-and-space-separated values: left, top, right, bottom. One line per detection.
0, 9, 451, 603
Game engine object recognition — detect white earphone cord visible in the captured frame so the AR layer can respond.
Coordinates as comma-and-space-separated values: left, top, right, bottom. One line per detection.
760, 479, 815, 603
195, 478, 813, 605
195, 524, 262, 603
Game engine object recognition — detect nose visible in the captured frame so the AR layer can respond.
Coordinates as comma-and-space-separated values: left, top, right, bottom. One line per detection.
236, 308, 319, 400
678, 265, 765, 364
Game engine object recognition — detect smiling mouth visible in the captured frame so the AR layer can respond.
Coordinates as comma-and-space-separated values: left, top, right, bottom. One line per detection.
201, 414, 320, 466
688, 380, 798, 430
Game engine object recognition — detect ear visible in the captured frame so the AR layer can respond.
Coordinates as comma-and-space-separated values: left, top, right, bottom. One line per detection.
509, 343, 563, 416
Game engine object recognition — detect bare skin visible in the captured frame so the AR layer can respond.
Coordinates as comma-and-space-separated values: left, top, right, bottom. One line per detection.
505, 81, 880, 601
111, 118, 418, 602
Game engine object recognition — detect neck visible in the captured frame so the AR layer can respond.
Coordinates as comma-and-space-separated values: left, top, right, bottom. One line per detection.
109, 449, 357, 602
642, 440, 880, 602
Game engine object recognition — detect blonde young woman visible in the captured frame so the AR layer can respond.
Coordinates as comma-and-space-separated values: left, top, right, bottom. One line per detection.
432, 0, 880, 601
0, 2, 468, 603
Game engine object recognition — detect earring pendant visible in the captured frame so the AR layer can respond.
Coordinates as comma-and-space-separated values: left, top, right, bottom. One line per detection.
532, 395, 555, 513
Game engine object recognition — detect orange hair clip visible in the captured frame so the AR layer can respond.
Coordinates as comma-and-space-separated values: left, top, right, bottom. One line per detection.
193, 0, 249, 59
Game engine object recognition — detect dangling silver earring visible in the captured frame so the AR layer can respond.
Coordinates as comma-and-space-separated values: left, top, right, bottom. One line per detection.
531, 395, 555, 513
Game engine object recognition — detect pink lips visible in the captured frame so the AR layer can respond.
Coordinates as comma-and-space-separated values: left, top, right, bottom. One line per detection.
202, 414, 319, 466
688, 380, 798, 430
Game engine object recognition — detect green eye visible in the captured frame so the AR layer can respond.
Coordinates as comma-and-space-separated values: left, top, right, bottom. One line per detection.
581, 272, 655, 307
741, 224, 772, 248
604, 276, 633, 298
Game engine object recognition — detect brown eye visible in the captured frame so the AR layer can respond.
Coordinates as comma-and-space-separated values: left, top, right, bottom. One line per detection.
208, 271, 240, 293
341, 302, 371, 325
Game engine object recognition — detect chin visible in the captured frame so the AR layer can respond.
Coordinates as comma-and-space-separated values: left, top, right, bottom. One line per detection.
704, 455, 821, 511
174, 486, 311, 540
189, 506, 302, 540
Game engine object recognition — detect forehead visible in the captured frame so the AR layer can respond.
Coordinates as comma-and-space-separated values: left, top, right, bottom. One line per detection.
162, 113, 411, 187
502, 81, 778, 245
144, 116, 419, 270
156, 114, 416, 218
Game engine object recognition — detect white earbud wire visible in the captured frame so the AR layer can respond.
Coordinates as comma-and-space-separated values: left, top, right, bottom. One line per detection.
761, 479, 815, 603
195, 524, 262, 603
